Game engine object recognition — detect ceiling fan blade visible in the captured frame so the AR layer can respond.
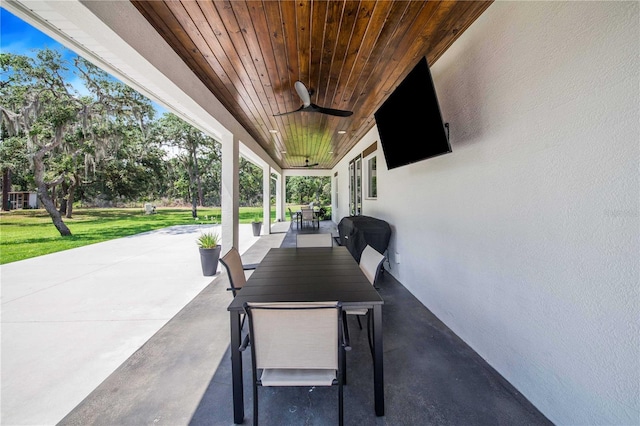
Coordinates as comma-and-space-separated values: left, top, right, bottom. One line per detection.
277, 82, 352, 117
313, 104, 353, 117
296, 157, 319, 168
273, 104, 304, 117
294, 81, 311, 107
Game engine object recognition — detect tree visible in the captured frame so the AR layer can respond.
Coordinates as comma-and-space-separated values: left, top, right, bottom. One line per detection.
285, 176, 330, 205
1, 50, 76, 235
152, 113, 218, 216
63, 56, 156, 214
197, 143, 222, 206
239, 158, 263, 206
1, 49, 156, 234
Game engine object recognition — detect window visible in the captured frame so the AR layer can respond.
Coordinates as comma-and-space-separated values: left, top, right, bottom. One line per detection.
362, 141, 378, 200
334, 172, 338, 208
367, 156, 377, 199
348, 155, 361, 216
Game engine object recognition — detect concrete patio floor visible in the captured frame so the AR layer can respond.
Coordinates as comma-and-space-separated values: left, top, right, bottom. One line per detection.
2, 220, 551, 425
0, 223, 267, 426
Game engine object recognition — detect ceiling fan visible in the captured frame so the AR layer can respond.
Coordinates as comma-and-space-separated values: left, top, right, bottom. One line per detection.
274, 81, 353, 117
295, 157, 319, 168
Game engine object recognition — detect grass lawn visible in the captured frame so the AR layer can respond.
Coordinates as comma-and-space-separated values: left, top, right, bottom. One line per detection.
0, 206, 294, 264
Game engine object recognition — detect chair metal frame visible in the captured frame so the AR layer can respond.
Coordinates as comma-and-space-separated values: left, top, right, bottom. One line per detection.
219, 247, 258, 329
241, 302, 351, 426
219, 247, 258, 296
287, 207, 301, 229
345, 245, 385, 357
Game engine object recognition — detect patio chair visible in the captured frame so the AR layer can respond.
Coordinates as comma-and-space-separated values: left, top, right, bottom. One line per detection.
240, 301, 351, 426
300, 208, 319, 229
219, 247, 259, 328
296, 233, 333, 247
358, 245, 385, 287
219, 247, 259, 297
345, 245, 385, 354
288, 207, 300, 228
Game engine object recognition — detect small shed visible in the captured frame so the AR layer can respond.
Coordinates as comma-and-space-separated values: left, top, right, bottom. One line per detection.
8, 192, 39, 209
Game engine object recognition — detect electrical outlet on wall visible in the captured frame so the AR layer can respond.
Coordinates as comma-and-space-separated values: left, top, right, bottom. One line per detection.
395, 252, 401, 264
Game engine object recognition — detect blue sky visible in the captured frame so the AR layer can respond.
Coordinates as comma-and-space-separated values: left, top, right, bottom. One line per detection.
1, 8, 92, 97
1, 8, 66, 55
1, 7, 166, 113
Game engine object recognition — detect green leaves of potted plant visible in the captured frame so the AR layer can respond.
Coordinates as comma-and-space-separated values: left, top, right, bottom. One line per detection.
197, 231, 222, 276
251, 216, 262, 237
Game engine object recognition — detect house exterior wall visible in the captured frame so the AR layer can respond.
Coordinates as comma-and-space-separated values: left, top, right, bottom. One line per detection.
333, 2, 639, 424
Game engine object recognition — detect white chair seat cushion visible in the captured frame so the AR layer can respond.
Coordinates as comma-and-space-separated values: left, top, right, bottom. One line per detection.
345, 308, 368, 315
260, 368, 336, 386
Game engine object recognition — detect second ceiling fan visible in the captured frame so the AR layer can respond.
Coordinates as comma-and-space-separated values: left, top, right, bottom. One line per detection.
274, 81, 353, 117
294, 157, 319, 168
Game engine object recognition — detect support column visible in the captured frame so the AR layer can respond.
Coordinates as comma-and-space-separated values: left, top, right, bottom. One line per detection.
274, 173, 283, 222
221, 131, 239, 253
262, 165, 271, 235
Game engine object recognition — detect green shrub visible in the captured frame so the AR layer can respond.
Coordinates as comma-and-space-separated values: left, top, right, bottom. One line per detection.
196, 231, 220, 248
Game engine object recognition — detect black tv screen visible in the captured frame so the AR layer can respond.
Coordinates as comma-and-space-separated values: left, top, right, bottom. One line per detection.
374, 57, 451, 169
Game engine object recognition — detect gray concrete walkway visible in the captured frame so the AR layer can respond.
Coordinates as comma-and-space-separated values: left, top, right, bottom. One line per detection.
0, 224, 262, 426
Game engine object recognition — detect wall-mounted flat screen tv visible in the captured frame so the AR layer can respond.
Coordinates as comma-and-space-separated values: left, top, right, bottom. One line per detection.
374, 56, 451, 170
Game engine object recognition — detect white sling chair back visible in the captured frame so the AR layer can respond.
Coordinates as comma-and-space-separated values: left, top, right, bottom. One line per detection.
219, 247, 256, 296
296, 233, 333, 247
241, 301, 350, 426
359, 245, 385, 285
219, 247, 259, 329
345, 245, 385, 354
300, 208, 319, 229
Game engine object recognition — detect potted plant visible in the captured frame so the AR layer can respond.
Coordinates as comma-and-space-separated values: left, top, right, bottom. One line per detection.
197, 231, 222, 276
317, 206, 327, 220
251, 216, 262, 237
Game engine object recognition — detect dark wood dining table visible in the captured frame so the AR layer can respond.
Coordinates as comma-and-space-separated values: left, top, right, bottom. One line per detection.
227, 246, 385, 423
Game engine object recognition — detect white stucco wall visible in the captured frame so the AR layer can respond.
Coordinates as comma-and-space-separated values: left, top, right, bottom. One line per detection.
334, 2, 639, 424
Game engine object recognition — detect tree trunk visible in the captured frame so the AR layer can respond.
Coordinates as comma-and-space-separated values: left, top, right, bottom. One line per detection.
50, 183, 57, 209
33, 135, 72, 236
192, 196, 198, 218
59, 198, 67, 215
37, 181, 71, 236
2, 169, 11, 211
66, 186, 75, 219
192, 148, 204, 206
59, 181, 69, 215
187, 160, 198, 218
65, 174, 78, 219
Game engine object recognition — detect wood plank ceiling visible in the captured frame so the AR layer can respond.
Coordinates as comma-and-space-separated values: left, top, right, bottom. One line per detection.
132, 0, 492, 170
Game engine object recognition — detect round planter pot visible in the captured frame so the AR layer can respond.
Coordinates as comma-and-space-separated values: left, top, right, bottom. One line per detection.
199, 245, 222, 276
252, 222, 262, 237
